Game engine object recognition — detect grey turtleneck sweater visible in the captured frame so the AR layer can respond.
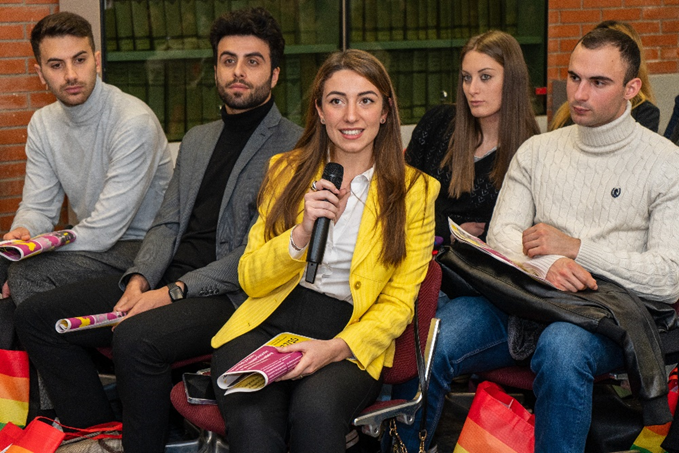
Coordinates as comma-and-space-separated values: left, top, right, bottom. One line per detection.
489, 102, 679, 303
12, 77, 173, 252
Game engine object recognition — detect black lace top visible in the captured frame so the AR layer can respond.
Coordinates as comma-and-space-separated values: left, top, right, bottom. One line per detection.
405, 104, 500, 244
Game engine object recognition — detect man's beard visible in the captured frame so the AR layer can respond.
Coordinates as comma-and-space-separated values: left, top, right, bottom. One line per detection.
218, 76, 272, 111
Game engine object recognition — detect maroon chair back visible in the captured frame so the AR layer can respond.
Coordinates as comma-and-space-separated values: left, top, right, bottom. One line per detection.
382, 260, 441, 385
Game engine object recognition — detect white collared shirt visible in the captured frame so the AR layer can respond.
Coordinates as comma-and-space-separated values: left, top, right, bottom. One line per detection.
290, 167, 374, 304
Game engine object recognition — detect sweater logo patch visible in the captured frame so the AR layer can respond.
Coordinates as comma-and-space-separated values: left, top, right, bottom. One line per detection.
611, 188, 621, 198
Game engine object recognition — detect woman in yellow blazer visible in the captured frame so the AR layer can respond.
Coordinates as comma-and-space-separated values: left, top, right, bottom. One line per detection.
210, 49, 439, 453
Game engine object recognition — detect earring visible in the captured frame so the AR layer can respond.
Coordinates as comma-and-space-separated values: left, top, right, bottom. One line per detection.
320, 118, 325, 124
380, 118, 386, 124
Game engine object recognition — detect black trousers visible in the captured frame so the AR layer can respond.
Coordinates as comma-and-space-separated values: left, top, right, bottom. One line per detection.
14, 274, 235, 453
212, 286, 382, 453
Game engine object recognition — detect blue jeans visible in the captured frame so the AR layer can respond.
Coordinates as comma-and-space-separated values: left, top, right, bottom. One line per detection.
390, 295, 625, 453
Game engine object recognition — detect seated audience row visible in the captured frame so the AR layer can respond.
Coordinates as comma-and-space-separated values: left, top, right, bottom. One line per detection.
2, 7, 677, 453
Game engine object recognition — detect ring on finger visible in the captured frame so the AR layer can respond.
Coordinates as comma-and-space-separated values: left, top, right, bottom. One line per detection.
311, 181, 318, 192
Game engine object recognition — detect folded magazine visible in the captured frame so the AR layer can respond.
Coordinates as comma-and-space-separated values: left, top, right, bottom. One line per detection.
55, 311, 127, 334
448, 218, 555, 288
0, 230, 76, 262
217, 332, 312, 395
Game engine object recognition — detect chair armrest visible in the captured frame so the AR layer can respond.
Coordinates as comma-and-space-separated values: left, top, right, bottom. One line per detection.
353, 318, 441, 437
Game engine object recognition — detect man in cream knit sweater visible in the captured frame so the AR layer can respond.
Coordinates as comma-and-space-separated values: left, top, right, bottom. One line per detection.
0, 12, 172, 307
399, 27, 679, 453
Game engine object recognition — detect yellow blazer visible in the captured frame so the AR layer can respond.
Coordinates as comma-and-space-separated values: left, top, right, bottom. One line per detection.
211, 156, 439, 379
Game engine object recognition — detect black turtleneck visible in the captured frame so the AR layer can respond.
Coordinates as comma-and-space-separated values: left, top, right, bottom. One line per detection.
162, 97, 275, 284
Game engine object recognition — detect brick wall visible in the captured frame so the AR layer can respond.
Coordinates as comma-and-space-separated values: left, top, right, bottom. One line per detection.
0, 1, 59, 235
548, 0, 679, 115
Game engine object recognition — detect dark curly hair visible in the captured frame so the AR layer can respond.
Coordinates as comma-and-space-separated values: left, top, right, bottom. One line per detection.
209, 7, 285, 71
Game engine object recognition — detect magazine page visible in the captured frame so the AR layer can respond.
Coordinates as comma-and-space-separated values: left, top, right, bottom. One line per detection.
0, 230, 76, 262
448, 218, 555, 288
217, 332, 312, 395
55, 311, 127, 334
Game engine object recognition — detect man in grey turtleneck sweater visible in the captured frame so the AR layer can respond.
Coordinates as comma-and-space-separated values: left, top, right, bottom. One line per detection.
0, 12, 172, 307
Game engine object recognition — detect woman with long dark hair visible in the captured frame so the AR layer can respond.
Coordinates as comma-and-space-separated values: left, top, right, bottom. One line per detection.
394, 30, 539, 451
406, 30, 539, 243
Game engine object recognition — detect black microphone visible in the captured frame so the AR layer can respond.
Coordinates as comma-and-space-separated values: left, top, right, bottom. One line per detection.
306, 162, 344, 283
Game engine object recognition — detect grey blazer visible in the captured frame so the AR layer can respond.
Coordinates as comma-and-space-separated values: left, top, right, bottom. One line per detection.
122, 105, 302, 305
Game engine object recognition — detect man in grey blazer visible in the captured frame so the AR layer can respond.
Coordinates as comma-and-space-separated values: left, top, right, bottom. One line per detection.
15, 8, 301, 453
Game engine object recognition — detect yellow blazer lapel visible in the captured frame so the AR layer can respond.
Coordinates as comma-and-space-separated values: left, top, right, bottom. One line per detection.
350, 177, 380, 271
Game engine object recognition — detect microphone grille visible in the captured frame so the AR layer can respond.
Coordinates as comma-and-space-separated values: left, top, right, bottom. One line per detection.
322, 162, 344, 189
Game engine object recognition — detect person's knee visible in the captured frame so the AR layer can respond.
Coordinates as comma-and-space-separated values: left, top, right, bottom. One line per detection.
531, 322, 598, 378
434, 296, 507, 370
111, 317, 159, 367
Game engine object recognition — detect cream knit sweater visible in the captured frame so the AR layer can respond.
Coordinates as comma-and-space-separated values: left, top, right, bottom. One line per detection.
488, 103, 679, 302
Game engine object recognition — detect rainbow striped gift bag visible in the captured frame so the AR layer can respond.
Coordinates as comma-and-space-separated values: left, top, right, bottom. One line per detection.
0, 350, 29, 429
630, 367, 678, 453
454, 381, 534, 453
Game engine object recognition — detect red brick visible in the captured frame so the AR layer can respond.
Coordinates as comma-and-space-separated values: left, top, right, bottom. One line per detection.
0, 179, 23, 197
26, 0, 59, 3
0, 145, 26, 162
602, 7, 642, 21
29, 91, 55, 108
633, 21, 661, 34
624, 0, 661, 4
0, 197, 21, 213
549, 40, 559, 52
561, 9, 601, 23
0, 163, 25, 179
642, 7, 679, 20
549, 10, 559, 24
583, 0, 622, 7
0, 59, 26, 75
641, 34, 678, 47
553, 53, 572, 66
0, 94, 27, 110
0, 111, 34, 128
0, 75, 45, 93
560, 38, 579, 52
0, 128, 27, 146
549, 24, 582, 38
0, 6, 51, 23
550, 0, 583, 8
665, 0, 679, 4
0, 24, 23, 40
644, 48, 659, 60
662, 20, 679, 34
648, 60, 678, 74
548, 67, 562, 81
0, 42, 34, 58
0, 215, 14, 233
661, 47, 679, 60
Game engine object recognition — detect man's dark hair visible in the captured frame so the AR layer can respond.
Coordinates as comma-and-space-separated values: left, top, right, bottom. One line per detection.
30, 12, 95, 64
209, 7, 285, 70
578, 27, 641, 85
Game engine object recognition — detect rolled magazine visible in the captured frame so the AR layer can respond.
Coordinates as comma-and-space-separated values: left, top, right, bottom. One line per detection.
0, 230, 76, 262
56, 311, 127, 334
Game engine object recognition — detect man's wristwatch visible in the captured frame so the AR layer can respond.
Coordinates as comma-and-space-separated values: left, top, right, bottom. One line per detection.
167, 282, 186, 302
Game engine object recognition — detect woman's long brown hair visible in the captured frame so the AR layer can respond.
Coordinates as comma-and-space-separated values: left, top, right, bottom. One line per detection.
258, 49, 426, 266
442, 30, 539, 198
